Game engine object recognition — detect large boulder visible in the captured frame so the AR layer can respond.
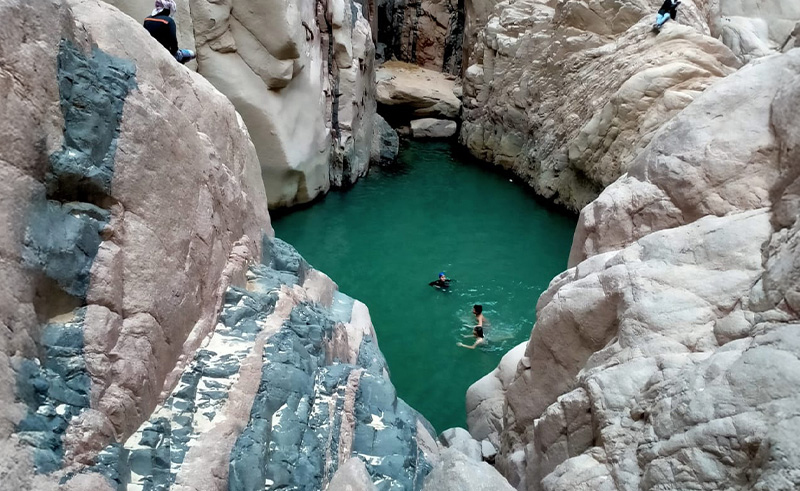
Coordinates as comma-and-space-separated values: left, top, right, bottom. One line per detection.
461, 0, 741, 211
376, 61, 462, 125
370, 114, 400, 165
411, 118, 458, 138
484, 49, 800, 490
466, 341, 526, 446
422, 448, 515, 490
439, 427, 482, 461
1, 0, 268, 485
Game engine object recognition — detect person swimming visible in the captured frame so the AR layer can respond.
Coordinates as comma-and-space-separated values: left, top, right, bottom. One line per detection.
458, 304, 487, 349
429, 272, 451, 289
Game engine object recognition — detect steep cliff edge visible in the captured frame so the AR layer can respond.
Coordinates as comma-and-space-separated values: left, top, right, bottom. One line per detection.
460, 0, 744, 211
106, 0, 378, 209
1, 0, 436, 488
468, 49, 800, 490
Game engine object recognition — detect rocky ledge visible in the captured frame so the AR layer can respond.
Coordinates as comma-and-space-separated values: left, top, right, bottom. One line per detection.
468, 47, 800, 490
0, 1, 439, 489
67, 239, 439, 490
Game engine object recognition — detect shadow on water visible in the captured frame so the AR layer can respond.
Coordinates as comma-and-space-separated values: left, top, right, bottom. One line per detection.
272, 140, 578, 432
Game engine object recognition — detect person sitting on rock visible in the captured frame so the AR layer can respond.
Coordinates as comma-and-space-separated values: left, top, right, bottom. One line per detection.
429, 272, 451, 289
144, 0, 196, 64
654, 0, 681, 30
458, 305, 487, 349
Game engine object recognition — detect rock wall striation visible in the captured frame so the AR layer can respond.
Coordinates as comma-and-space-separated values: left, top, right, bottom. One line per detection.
106, 0, 378, 209
189, 0, 377, 208
460, 0, 742, 211
2, 1, 436, 489
376, 0, 465, 73
468, 48, 800, 490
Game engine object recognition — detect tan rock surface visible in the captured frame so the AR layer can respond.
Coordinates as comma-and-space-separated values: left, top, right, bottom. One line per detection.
461, 0, 740, 211
1, 0, 269, 485
477, 49, 800, 490
377, 61, 462, 123
411, 118, 458, 138
188, 0, 377, 208
714, 0, 800, 61
102, 0, 197, 70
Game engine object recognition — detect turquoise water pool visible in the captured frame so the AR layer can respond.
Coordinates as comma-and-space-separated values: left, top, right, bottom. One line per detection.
273, 141, 577, 432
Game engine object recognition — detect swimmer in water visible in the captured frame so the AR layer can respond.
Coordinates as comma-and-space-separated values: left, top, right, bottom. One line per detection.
429, 272, 451, 289
458, 304, 487, 349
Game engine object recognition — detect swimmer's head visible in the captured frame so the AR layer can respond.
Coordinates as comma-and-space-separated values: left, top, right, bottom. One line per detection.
439, 272, 446, 279
473, 304, 483, 315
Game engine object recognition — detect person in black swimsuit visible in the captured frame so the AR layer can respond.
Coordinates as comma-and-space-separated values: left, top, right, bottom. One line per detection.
458, 305, 487, 349
429, 272, 451, 289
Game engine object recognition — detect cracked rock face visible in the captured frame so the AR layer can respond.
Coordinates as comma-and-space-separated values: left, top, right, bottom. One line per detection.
377, 0, 464, 74
1, 1, 437, 489
460, 0, 742, 212
1, 0, 269, 486
469, 49, 800, 490
107, 0, 378, 209
188, 0, 377, 208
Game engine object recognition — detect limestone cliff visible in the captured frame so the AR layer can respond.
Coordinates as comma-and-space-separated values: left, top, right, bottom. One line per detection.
192, 0, 378, 208
1, 0, 436, 488
467, 49, 800, 490
461, 0, 746, 211
107, 0, 378, 209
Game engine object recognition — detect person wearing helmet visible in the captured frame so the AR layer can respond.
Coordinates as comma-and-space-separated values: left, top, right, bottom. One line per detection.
653, 0, 681, 31
143, 0, 196, 64
428, 272, 451, 289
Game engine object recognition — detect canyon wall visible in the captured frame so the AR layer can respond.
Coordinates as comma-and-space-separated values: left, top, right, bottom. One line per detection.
377, 0, 464, 74
1, 0, 438, 488
468, 45, 800, 490
460, 0, 744, 211
107, 0, 378, 209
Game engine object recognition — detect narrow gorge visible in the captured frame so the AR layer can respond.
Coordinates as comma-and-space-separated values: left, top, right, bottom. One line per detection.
1, 0, 799, 490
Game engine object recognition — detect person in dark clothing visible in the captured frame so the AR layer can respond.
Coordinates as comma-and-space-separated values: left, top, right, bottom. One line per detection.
144, 0, 195, 64
429, 272, 451, 289
654, 0, 681, 30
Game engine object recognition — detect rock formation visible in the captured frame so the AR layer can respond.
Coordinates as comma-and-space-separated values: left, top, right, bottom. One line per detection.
468, 48, 800, 490
411, 118, 458, 138
714, 0, 800, 61
376, 61, 461, 130
2, 0, 437, 488
376, 0, 464, 73
460, 0, 742, 211
190, 0, 378, 207
106, 0, 378, 209
423, 448, 515, 490
370, 114, 400, 165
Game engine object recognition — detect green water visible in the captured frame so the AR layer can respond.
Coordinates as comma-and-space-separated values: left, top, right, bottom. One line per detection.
273, 141, 577, 432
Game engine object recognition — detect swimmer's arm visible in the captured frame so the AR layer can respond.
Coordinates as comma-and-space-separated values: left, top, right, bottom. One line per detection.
457, 339, 484, 349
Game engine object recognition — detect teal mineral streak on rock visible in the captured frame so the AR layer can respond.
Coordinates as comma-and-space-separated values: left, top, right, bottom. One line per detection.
22, 200, 109, 298
47, 40, 136, 199
16, 41, 136, 476
15, 311, 90, 474
229, 241, 436, 491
